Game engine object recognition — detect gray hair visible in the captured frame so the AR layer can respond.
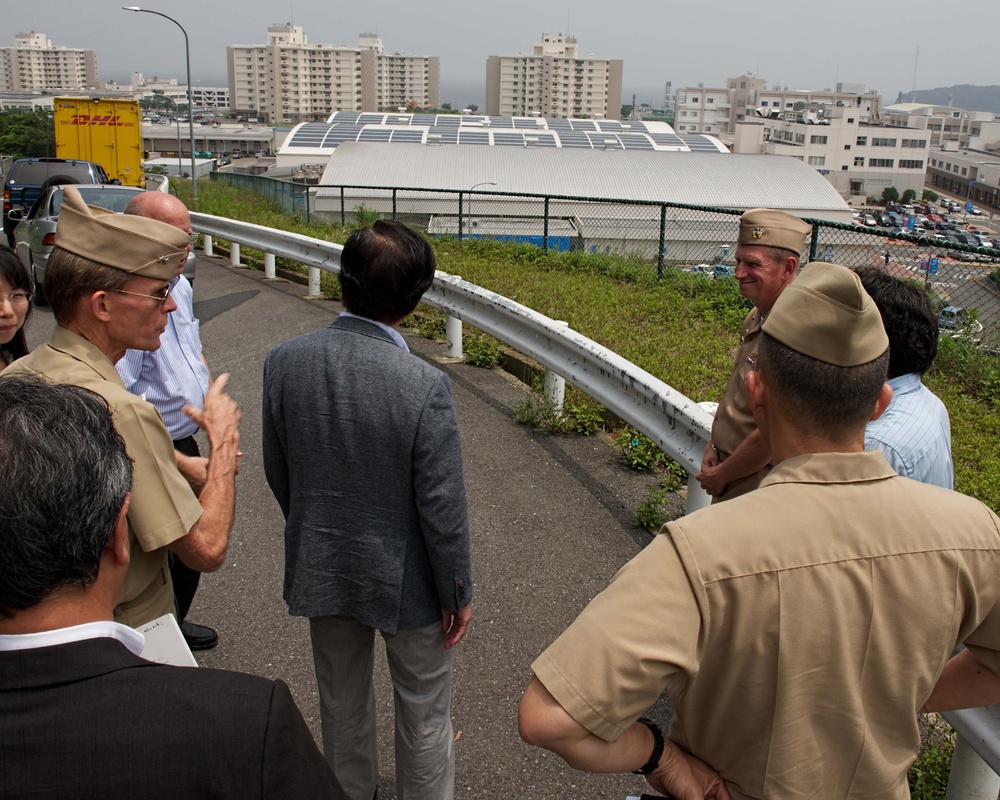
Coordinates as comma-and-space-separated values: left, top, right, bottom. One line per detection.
0, 377, 132, 617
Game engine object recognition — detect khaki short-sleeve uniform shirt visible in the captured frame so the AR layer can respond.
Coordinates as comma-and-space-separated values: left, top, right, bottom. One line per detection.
709, 309, 769, 499
532, 452, 1000, 799
5, 328, 203, 625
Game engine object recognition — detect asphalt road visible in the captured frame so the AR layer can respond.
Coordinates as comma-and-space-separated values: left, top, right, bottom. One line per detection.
26, 255, 669, 800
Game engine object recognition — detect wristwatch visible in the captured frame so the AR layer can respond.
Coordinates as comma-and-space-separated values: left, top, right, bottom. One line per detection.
631, 717, 665, 775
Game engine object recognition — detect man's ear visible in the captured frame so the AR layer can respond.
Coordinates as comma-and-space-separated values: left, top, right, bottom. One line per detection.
746, 369, 765, 414
105, 493, 131, 568
88, 290, 114, 323
869, 382, 894, 422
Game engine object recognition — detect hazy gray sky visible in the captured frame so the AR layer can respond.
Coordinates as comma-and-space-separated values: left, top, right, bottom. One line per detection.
7, 0, 1000, 109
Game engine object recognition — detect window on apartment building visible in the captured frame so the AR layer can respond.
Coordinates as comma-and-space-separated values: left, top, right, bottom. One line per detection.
740, 81, 747, 88
854, 157, 865, 166
856, 136, 867, 146
795, 133, 805, 143
707, 97, 714, 103
869, 158, 894, 167
848, 117, 855, 123
810, 135, 828, 144
808, 156, 826, 166
899, 160, 924, 169
841, 165, 849, 170
901, 139, 927, 148
872, 138, 897, 147
961, 167, 967, 175
844, 144, 851, 150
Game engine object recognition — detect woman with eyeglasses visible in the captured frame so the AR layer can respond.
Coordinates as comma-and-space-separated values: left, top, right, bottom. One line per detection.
0, 247, 33, 371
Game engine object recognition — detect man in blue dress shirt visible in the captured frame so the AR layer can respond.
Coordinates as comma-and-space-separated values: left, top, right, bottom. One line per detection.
116, 191, 217, 649
857, 267, 953, 489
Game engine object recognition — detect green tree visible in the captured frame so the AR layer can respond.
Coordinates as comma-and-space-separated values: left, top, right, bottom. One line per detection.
621, 104, 635, 119
902, 188, 917, 203
0, 109, 56, 158
881, 186, 899, 204
467, 104, 479, 113
923, 189, 939, 202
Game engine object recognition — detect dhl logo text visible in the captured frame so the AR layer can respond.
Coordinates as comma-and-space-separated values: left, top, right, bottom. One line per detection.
62, 115, 134, 127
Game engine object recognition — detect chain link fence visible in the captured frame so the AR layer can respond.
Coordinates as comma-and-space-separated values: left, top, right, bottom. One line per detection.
211, 172, 1000, 350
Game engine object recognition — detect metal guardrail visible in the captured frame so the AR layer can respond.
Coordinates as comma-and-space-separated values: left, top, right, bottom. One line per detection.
190, 212, 714, 487
190, 211, 999, 797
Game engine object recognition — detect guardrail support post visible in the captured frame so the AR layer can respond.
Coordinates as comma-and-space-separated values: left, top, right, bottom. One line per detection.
264, 253, 276, 280
946, 735, 1000, 800
543, 321, 568, 415
308, 266, 321, 297
685, 401, 717, 514
446, 314, 463, 359
203, 234, 213, 257
230, 243, 240, 267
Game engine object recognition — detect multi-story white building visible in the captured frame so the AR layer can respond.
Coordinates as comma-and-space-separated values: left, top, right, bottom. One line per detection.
676, 74, 880, 138
0, 32, 98, 92
927, 129, 1000, 212
882, 103, 1000, 149
485, 34, 623, 120
731, 104, 930, 199
227, 25, 439, 123
129, 74, 230, 111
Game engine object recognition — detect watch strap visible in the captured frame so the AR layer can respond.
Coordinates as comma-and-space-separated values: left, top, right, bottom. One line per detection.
631, 717, 665, 775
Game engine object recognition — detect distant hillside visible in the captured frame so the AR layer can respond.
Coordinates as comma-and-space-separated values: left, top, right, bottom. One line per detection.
898, 85, 1000, 116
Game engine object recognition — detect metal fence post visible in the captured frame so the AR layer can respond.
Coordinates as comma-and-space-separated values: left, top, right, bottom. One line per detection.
264, 253, 276, 279
544, 197, 550, 252
340, 186, 345, 225
658, 203, 667, 279
308, 266, 321, 297
230, 242, 240, 267
686, 401, 717, 514
809, 221, 821, 262
202, 234, 213, 257
446, 314, 463, 359
392, 188, 398, 221
458, 192, 465, 242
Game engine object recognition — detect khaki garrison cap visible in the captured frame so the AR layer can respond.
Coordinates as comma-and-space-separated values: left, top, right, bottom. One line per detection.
55, 186, 189, 281
761, 262, 889, 366
738, 208, 811, 255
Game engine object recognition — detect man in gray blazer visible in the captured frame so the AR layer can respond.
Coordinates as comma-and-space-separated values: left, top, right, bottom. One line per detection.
262, 220, 473, 800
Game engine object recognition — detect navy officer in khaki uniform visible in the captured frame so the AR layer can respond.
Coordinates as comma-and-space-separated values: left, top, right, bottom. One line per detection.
519, 263, 1000, 799
697, 208, 810, 501
4, 186, 241, 627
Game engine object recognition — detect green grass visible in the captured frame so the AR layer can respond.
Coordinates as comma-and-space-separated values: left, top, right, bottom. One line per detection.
180, 179, 1000, 514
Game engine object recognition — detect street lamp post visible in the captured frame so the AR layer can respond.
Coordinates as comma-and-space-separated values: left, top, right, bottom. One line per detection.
123, 6, 198, 202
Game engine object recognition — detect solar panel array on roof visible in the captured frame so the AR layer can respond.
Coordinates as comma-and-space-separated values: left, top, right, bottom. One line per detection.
283, 115, 726, 154
679, 135, 724, 153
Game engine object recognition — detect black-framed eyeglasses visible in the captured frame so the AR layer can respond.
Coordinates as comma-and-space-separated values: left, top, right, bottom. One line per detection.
0, 291, 32, 308
111, 284, 172, 305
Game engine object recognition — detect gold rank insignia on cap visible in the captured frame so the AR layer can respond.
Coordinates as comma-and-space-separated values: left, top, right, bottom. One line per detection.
55, 186, 189, 281
738, 208, 810, 254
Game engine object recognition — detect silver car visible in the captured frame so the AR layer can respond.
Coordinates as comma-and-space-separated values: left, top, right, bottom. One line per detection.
13, 185, 151, 303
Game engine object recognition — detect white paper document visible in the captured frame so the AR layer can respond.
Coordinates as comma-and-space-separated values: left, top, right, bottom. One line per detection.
137, 613, 198, 667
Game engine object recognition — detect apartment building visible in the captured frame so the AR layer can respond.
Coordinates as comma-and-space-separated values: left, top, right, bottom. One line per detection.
131, 74, 230, 110
676, 74, 880, 137
485, 33, 623, 120
883, 103, 1000, 149
927, 132, 1000, 211
0, 32, 98, 92
227, 25, 439, 124
731, 105, 930, 198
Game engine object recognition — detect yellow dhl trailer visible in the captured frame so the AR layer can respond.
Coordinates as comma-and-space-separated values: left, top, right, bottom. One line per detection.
54, 97, 144, 187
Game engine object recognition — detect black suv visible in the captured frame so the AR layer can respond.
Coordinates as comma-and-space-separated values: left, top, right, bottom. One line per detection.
4, 158, 111, 246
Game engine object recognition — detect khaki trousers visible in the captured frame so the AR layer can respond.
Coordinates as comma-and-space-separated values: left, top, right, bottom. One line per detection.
310, 615, 455, 800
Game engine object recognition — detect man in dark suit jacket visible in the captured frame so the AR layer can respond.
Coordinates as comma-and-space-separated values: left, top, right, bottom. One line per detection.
262, 220, 473, 800
0, 377, 335, 799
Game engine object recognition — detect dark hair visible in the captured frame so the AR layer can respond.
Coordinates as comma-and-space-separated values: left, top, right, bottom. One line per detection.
0, 246, 33, 362
44, 246, 130, 325
758, 332, 889, 441
338, 220, 436, 323
0, 377, 132, 617
855, 267, 938, 378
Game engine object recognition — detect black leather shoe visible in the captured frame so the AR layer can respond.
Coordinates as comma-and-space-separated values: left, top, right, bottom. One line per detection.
181, 620, 218, 651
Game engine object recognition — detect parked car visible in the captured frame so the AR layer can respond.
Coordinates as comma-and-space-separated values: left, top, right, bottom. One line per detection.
864, 214, 877, 227
969, 206, 984, 216
13, 184, 146, 301
938, 306, 983, 332
4, 157, 112, 246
